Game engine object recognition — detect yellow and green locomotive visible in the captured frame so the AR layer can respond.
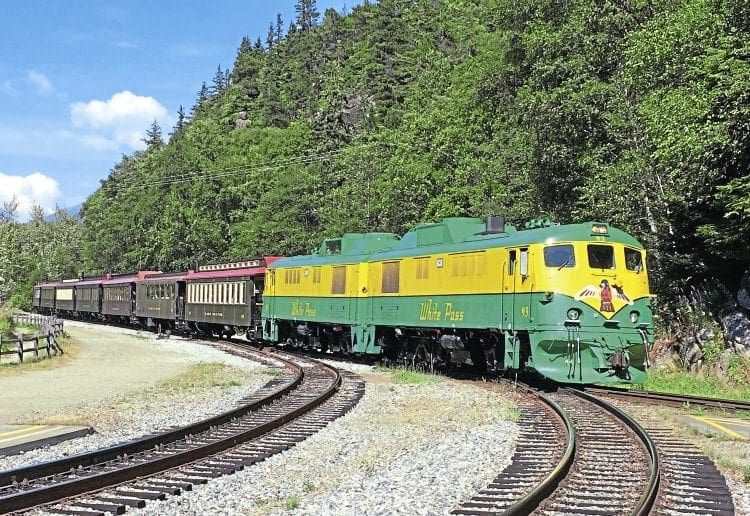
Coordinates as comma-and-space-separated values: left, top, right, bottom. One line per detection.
262, 217, 653, 384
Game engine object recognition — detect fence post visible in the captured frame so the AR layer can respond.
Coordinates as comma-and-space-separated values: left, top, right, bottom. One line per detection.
45, 334, 52, 358
33, 337, 39, 359
17, 339, 23, 363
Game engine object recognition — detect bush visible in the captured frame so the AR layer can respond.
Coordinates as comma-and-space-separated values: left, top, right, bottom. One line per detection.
0, 304, 14, 339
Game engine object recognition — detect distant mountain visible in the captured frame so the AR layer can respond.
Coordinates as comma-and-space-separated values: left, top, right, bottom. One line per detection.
44, 203, 81, 221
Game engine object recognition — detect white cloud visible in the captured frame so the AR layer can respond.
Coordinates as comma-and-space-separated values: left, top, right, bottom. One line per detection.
27, 71, 54, 95
1, 80, 17, 97
0, 171, 62, 219
70, 90, 169, 150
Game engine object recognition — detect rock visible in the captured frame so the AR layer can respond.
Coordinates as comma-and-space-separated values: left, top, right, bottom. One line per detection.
738, 271, 750, 310
721, 311, 750, 355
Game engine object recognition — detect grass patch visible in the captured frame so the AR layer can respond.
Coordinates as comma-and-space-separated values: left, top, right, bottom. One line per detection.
302, 481, 316, 493
375, 366, 443, 384
619, 363, 750, 402
282, 495, 300, 511
0, 334, 78, 377
258, 367, 284, 376
155, 363, 243, 391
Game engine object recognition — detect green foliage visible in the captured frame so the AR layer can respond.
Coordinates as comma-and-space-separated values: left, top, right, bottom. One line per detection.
73, 0, 749, 334
375, 366, 443, 384
638, 363, 750, 401
0, 304, 14, 339
0, 206, 83, 307
727, 354, 750, 387
282, 495, 300, 511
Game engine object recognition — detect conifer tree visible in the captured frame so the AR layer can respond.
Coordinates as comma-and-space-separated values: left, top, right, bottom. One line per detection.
275, 14, 284, 43
170, 105, 187, 139
142, 120, 164, 150
266, 23, 275, 49
211, 65, 226, 95
294, 0, 320, 32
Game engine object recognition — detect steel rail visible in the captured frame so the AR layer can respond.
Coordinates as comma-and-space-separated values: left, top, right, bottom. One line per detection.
0, 349, 341, 513
568, 388, 660, 516
501, 384, 576, 516
584, 385, 750, 412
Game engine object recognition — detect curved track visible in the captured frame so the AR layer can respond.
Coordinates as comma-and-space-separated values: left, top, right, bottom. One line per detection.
0, 342, 365, 514
454, 384, 659, 515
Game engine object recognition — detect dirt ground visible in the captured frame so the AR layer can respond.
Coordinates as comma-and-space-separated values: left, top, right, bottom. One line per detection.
0, 323, 196, 425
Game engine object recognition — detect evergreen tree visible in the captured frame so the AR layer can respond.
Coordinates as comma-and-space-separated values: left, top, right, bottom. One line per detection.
295, 0, 320, 32
211, 65, 226, 95
254, 37, 263, 51
142, 119, 164, 149
170, 105, 187, 140
266, 23, 275, 49
275, 14, 284, 43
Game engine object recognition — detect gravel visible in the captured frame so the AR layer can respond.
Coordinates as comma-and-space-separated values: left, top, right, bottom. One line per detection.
131, 373, 520, 515
8, 322, 745, 515
0, 321, 281, 471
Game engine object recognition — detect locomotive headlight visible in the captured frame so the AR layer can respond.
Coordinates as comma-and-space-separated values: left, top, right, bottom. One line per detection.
629, 311, 640, 323
566, 308, 580, 320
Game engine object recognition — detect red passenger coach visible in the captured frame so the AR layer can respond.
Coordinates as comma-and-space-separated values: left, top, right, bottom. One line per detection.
184, 257, 281, 339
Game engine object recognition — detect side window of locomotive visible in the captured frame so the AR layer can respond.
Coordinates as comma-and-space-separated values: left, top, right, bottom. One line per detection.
625, 247, 643, 272
382, 261, 400, 293
332, 266, 346, 294
508, 250, 516, 275
544, 245, 575, 268
587, 244, 615, 269
519, 248, 529, 277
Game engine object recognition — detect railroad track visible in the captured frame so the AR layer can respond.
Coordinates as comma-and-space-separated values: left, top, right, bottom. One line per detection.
605, 397, 736, 515
0, 342, 365, 514
584, 384, 750, 412
454, 384, 659, 515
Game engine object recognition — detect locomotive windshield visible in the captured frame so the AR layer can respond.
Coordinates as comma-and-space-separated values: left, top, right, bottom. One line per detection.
625, 247, 643, 272
587, 244, 615, 269
544, 245, 575, 268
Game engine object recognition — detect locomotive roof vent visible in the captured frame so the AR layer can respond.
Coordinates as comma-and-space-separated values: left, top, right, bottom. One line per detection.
484, 216, 505, 234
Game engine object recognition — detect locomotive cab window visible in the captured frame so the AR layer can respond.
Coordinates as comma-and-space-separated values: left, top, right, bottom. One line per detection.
625, 248, 643, 272
544, 245, 575, 268
588, 244, 615, 269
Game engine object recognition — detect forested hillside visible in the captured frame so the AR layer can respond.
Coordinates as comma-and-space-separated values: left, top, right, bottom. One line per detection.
4, 0, 750, 323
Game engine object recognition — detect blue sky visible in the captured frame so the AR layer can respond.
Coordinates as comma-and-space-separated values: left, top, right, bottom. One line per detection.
0, 1, 352, 219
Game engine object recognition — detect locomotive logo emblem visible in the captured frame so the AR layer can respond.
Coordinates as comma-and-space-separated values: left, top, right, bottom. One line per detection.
575, 279, 632, 315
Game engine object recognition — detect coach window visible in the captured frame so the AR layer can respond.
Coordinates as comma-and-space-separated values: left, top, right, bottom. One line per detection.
382, 261, 400, 293
332, 266, 346, 294
544, 245, 575, 268
588, 244, 615, 269
312, 267, 321, 284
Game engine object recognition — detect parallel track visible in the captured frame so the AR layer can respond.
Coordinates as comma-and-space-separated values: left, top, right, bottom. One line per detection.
0, 342, 365, 514
584, 385, 750, 412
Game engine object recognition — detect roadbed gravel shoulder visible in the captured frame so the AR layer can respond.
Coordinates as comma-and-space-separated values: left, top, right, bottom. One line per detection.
0, 320, 278, 470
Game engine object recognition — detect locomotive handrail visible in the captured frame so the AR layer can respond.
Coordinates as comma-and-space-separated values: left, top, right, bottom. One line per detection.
502, 385, 576, 516
567, 388, 660, 516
